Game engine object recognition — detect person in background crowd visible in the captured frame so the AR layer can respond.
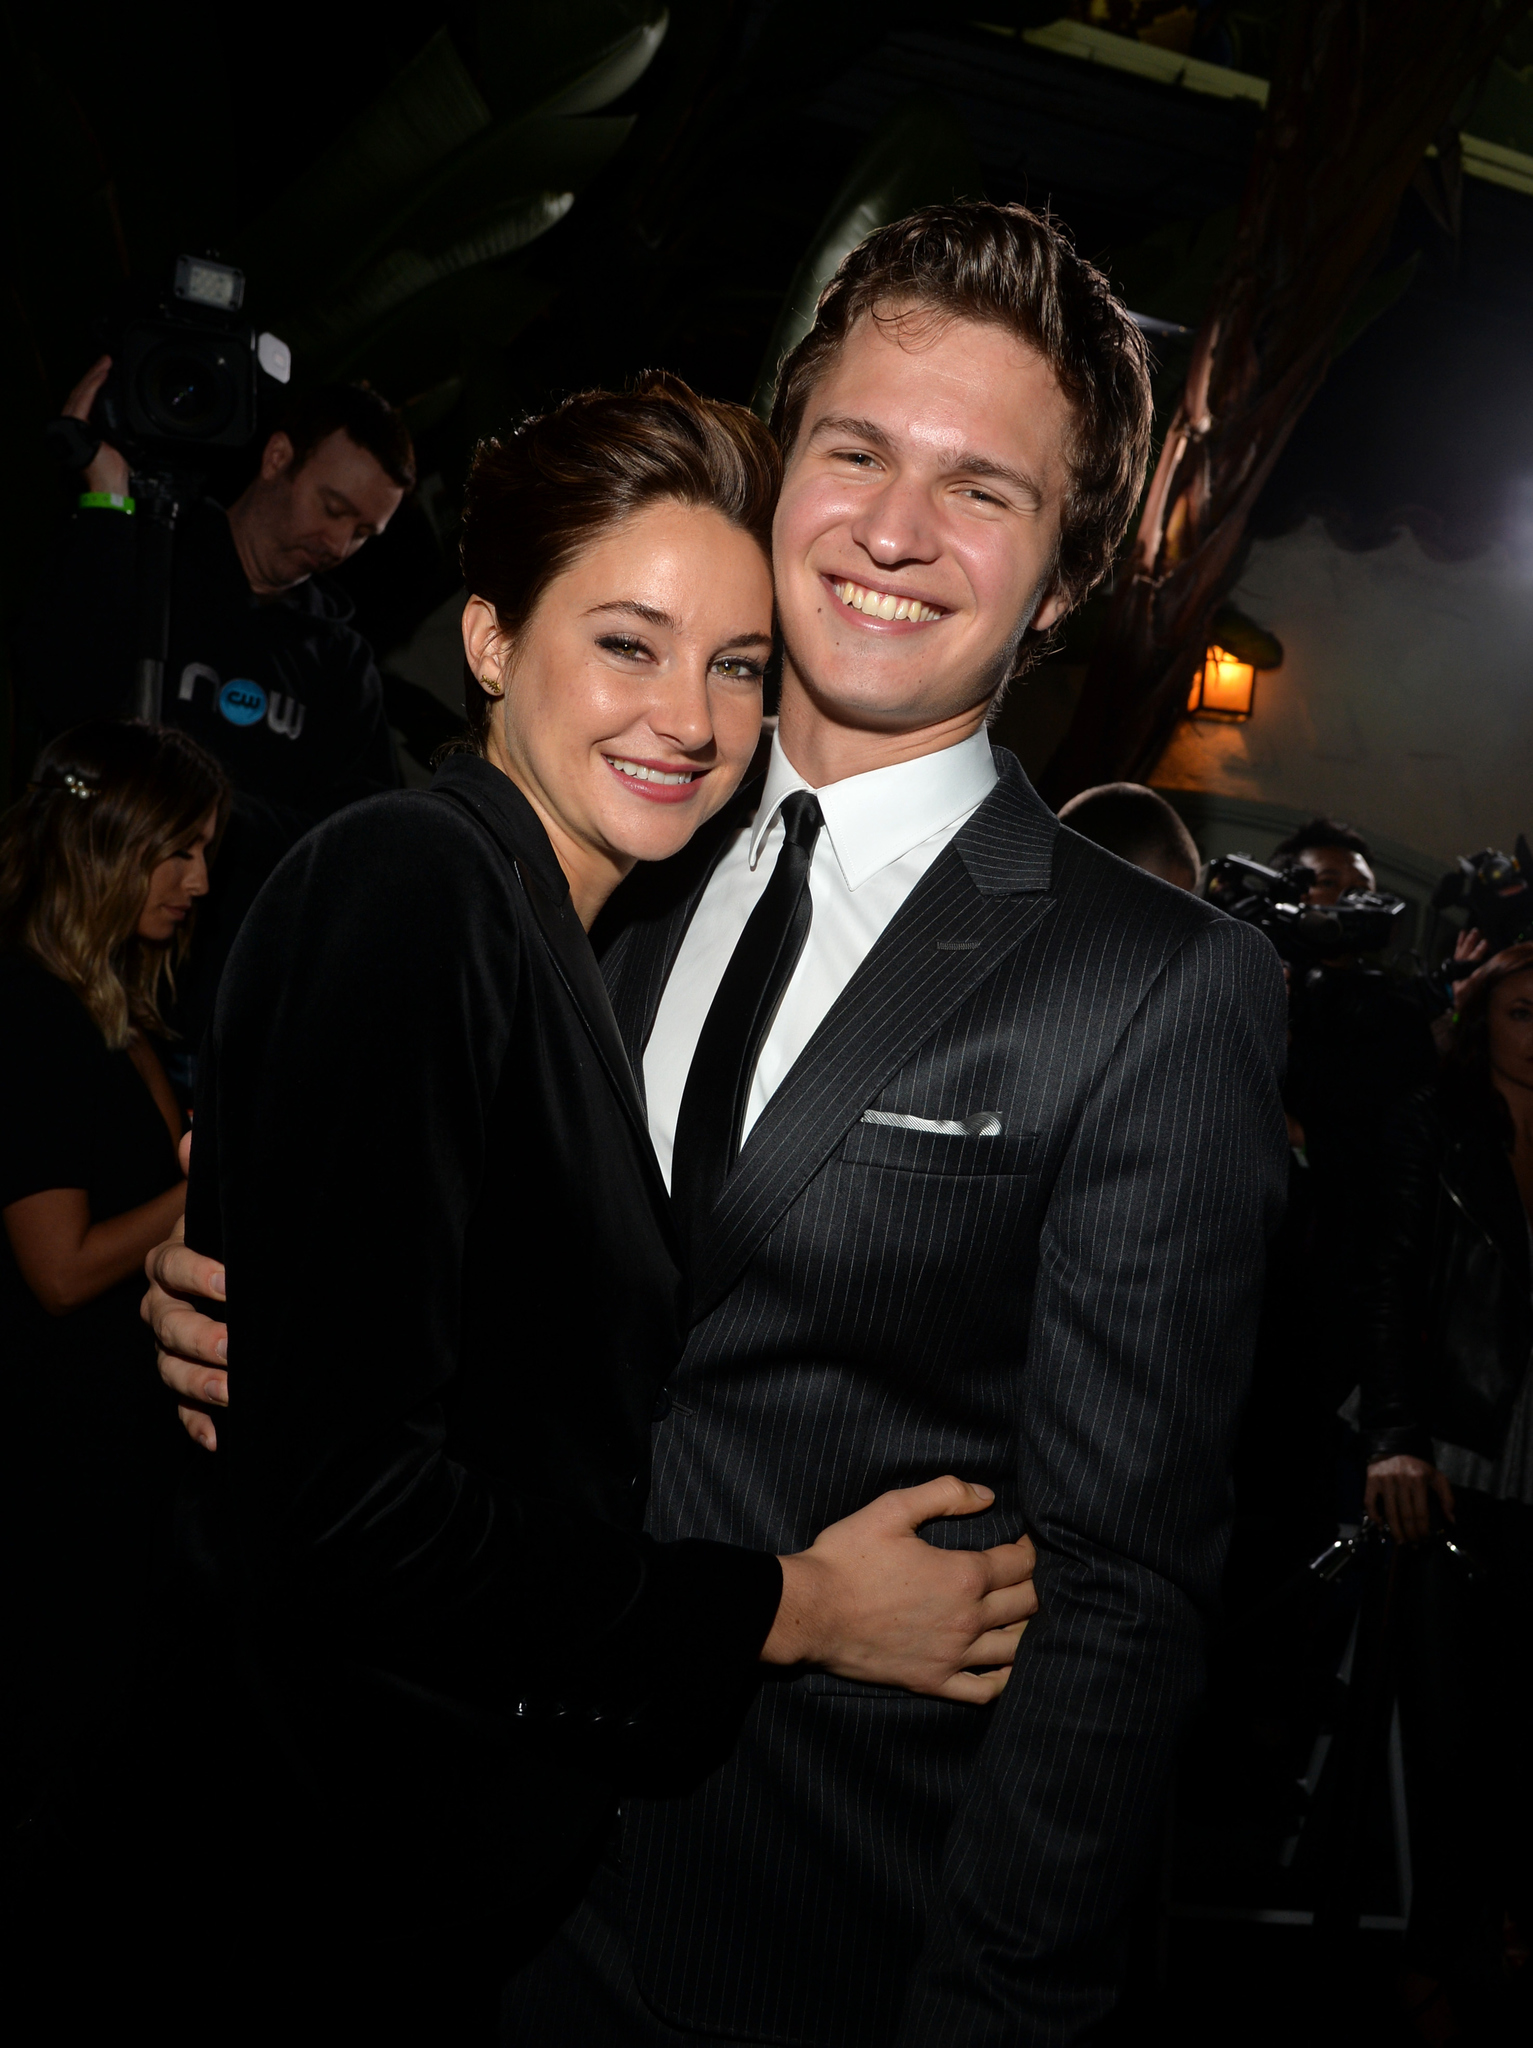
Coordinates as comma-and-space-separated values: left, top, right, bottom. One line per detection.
0, 720, 228, 1816
14, 366, 414, 1078
1270, 816, 1437, 1394
1362, 943, 1533, 2039
1057, 780, 1200, 889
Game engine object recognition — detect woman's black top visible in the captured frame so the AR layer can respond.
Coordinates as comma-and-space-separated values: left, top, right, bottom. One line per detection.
1361, 1079, 1533, 1464
187, 754, 781, 1874
0, 949, 183, 1449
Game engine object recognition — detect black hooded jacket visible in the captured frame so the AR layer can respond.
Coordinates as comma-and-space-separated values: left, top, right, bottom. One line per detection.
1361, 1078, 1533, 1464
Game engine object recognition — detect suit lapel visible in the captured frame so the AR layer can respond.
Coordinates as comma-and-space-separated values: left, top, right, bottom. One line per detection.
690, 753, 1058, 1319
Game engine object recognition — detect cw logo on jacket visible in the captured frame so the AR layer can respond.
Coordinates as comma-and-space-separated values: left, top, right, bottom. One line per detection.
178, 662, 305, 741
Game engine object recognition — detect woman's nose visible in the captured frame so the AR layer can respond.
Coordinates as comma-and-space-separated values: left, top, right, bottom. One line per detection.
650, 667, 714, 750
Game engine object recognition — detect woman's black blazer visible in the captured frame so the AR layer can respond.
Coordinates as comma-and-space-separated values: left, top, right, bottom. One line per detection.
1360, 1079, 1533, 1463
186, 754, 780, 1860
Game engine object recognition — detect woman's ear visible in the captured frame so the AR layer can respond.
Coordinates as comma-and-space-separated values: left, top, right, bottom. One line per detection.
461, 595, 508, 696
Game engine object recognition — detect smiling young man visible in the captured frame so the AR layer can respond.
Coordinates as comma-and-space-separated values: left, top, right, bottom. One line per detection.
149, 204, 1289, 2044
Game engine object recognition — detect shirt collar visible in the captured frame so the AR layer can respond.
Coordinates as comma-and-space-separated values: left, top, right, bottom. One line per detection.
748, 727, 999, 890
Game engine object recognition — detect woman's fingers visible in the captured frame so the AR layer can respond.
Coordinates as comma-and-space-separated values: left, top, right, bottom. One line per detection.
963, 1620, 1030, 1667
936, 1665, 1013, 1705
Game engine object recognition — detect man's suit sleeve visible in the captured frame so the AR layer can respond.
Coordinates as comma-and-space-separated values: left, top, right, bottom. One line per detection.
898, 914, 1288, 2046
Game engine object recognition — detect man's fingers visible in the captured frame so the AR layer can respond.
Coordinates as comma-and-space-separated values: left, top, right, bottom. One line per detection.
63, 354, 112, 419
878, 1474, 996, 1529
152, 1302, 228, 1375
178, 1130, 192, 1177
1430, 1469, 1456, 1524
147, 1237, 225, 1303
177, 1404, 219, 1453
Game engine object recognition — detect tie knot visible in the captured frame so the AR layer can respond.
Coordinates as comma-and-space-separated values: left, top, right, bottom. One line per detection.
778, 788, 823, 852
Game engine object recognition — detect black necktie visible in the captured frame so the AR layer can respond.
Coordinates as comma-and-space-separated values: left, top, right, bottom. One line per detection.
671, 788, 824, 1244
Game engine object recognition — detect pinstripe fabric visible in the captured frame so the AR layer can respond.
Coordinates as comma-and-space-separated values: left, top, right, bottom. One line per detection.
557, 751, 1288, 2047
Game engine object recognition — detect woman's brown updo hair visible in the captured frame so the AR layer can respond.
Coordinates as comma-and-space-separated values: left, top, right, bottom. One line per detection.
457, 371, 781, 749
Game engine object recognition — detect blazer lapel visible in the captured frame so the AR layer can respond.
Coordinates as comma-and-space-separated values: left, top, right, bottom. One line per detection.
690, 753, 1058, 1320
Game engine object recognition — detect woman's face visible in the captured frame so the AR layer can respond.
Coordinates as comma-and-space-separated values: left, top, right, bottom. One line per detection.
463, 500, 773, 897
1488, 966, 1533, 1095
137, 807, 218, 944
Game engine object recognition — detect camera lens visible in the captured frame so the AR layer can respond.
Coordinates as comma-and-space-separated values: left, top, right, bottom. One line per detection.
137, 338, 237, 440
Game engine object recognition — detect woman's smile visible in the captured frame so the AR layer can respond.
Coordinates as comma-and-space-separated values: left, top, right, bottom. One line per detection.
602, 752, 711, 803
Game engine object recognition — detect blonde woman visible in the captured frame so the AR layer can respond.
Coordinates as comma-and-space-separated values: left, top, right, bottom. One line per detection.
0, 718, 227, 1804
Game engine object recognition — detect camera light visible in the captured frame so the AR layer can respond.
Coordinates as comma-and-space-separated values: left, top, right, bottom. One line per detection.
174, 254, 245, 312
257, 332, 291, 385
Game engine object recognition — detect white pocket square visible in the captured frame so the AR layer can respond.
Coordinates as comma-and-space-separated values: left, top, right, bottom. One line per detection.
861, 1109, 1003, 1138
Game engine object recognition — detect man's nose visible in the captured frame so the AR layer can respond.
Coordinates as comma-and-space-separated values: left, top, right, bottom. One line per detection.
849, 473, 940, 567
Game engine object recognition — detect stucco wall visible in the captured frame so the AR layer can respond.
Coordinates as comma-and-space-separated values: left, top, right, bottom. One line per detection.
1151, 517, 1533, 865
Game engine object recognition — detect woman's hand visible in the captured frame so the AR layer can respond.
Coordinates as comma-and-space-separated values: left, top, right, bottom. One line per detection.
763, 1477, 1038, 1704
1365, 1454, 1455, 1544
143, 1221, 228, 1451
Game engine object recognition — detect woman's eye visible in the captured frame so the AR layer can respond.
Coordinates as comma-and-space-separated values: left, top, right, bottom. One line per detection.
597, 634, 652, 662
713, 656, 765, 681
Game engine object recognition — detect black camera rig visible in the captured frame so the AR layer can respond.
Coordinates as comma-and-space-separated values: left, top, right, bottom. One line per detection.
1431, 837, 1533, 972
44, 255, 290, 721
1204, 853, 1407, 966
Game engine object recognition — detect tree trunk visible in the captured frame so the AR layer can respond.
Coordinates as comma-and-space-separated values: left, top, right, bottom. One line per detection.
1040, 0, 1531, 806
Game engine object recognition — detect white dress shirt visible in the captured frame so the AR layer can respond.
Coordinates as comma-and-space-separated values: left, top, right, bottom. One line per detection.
643, 727, 999, 1189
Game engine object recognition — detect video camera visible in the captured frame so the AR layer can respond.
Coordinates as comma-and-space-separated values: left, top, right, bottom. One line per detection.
1432, 837, 1533, 973
45, 255, 290, 477
1204, 853, 1407, 966
44, 256, 292, 722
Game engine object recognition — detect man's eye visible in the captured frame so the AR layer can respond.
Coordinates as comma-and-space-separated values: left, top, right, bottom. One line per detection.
836, 450, 879, 469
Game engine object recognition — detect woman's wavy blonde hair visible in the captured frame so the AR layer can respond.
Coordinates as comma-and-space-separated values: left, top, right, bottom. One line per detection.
0, 720, 230, 1048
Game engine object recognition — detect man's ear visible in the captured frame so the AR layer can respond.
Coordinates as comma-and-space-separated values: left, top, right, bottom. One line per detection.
261, 431, 296, 484
1031, 582, 1071, 635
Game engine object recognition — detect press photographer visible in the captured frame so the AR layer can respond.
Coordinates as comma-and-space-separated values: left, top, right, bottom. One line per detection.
15, 258, 414, 1070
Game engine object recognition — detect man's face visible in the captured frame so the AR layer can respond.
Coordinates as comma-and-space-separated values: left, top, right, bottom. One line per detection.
772, 310, 1075, 736
1295, 845, 1375, 905
247, 428, 405, 588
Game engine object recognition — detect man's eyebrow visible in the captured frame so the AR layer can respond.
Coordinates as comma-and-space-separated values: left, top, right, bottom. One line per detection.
807, 416, 1045, 505
807, 414, 894, 452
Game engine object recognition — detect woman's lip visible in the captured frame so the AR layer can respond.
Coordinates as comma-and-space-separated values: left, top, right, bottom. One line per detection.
602, 755, 707, 806
819, 573, 949, 631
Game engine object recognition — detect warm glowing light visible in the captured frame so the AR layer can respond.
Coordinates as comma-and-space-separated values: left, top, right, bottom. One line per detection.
1187, 646, 1256, 720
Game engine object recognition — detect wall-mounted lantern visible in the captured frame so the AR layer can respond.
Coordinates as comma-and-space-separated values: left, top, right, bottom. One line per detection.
1187, 645, 1257, 720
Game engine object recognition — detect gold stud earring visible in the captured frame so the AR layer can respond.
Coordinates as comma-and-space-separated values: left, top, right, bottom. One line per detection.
481, 672, 504, 698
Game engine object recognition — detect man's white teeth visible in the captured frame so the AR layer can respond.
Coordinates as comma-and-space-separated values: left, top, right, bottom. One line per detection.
609, 758, 696, 786
835, 580, 942, 622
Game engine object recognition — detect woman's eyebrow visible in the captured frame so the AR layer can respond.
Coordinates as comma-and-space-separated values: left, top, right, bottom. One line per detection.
587, 599, 677, 627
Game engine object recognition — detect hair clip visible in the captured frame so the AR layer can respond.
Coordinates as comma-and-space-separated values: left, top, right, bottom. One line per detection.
31, 770, 98, 800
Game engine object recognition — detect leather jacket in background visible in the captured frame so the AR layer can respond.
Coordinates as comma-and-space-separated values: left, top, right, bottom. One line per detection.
1361, 1079, 1533, 1464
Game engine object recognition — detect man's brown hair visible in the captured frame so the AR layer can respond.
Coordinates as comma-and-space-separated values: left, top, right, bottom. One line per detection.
767, 202, 1153, 654
276, 381, 417, 490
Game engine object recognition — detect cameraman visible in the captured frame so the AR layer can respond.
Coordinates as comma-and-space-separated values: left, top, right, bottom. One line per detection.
16, 358, 413, 1065
1270, 817, 1438, 1393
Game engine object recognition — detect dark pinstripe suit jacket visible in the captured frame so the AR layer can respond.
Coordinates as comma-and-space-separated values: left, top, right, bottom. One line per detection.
595, 748, 1288, 2046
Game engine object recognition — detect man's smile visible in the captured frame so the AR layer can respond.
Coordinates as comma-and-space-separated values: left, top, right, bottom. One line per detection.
821, 573, 949, 627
